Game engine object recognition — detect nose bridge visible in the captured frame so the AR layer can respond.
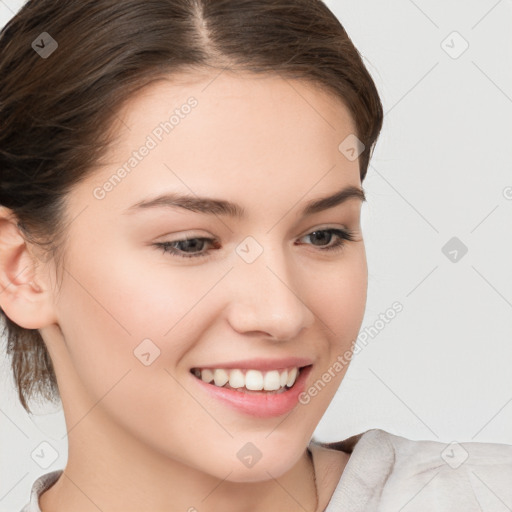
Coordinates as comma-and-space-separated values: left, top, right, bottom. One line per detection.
226, 235, 315, 339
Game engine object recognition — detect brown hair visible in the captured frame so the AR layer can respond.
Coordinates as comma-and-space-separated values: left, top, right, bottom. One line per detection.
0, 0, 383, 413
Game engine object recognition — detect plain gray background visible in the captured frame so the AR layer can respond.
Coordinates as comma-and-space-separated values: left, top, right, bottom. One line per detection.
1, 0, 511, 510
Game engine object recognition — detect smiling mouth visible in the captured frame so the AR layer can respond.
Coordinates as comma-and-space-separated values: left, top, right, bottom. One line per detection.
189, 365, 312, 394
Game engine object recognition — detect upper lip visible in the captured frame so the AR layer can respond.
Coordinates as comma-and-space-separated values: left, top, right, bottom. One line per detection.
191, 357, 313, 372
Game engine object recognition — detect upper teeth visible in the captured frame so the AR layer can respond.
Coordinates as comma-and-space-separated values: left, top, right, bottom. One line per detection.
193, 367, 300, 391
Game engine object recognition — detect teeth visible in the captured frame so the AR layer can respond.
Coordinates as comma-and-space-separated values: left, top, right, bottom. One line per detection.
286, 367, 298, 387
263, 370, 281, 391
213, 369, 229, 387
193, 366, 302, 391
229, 369, 245, 389
200, 368, 214, 384
245, 369, 264, 390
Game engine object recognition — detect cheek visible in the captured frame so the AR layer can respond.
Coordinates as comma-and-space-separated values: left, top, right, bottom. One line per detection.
301, 246, 367, 407
309, 245, 368, 340
55, 249, 182, 391
55, 250, 222, 459
55, 244, 231, 405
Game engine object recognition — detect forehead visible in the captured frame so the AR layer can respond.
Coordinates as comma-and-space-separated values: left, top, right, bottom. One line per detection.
110, 70, 357, 150
68, 71, 361, 220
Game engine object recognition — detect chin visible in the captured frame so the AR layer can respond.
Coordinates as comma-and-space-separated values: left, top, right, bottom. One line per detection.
222, 460, 295, 483
225, 443, 304, 483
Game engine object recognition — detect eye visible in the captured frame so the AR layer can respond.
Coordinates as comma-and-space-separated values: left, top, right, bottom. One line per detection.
154, 237, 220, 259
296, 228, 356, 253
153, 228, 357, 259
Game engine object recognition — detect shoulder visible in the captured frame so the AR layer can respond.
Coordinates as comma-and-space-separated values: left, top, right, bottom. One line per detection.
20, 470, 62, 512
314, 429, 512, 512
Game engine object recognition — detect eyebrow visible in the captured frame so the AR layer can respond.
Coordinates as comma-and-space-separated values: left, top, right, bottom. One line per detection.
123, 185, 365, 218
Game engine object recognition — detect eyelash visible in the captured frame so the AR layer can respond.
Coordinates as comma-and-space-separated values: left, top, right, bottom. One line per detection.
154, 228, 357, 259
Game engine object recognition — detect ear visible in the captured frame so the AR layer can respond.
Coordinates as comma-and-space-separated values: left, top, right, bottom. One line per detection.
0, 206, 58, 329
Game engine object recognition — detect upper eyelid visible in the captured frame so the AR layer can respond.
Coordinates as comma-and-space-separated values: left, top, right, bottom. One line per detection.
160, 223, 355, 240
158, 222, 360, 241
162, 226, 355, 247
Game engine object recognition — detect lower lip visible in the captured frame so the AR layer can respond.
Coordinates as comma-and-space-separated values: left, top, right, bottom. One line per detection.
191, 365, 312, 418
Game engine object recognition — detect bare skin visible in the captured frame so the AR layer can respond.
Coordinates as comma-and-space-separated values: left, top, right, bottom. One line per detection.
310, 446, 351, 510
0, 70, 365, 511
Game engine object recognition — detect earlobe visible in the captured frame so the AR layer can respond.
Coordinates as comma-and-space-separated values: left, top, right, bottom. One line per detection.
0, 207, 58, 329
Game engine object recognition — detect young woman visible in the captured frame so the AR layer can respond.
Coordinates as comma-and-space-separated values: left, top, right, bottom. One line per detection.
1, 1, 511, 511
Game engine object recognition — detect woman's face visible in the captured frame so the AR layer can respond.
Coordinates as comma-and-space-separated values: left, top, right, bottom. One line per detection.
43, 71, 367, 481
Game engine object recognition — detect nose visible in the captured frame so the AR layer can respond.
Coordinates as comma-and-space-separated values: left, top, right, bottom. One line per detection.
225, 241, 315, 341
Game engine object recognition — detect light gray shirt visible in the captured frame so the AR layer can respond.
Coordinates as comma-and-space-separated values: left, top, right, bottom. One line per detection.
21, 428, 512, 511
